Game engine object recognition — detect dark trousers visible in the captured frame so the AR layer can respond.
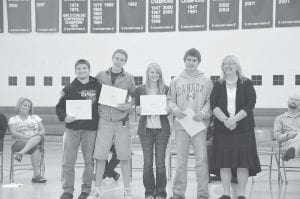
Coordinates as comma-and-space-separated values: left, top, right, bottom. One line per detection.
104, 144, 120, 177
139, 128, 170, 198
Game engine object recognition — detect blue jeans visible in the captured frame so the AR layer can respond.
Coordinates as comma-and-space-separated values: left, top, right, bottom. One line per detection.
62, 128, 96, 194
172, 129, 209, 199
139, 128, 170, 198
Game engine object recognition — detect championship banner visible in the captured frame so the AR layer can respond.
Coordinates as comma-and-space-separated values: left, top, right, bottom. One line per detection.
209, 0, 239, 30
0, 0, 3, 33
242, 0, 273, 29
119, 0, 146, 32
179, 0, 207, 31
276, 0, 300, 27
7, 0, 31, 33
148, 0, 176, 32
36, 0, 59, 32
62, 0, 88, 33
91, 0, 116, 33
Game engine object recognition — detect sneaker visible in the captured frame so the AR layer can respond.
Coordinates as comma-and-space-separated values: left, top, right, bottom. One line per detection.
237, 196, 246, 199
219, 195, 231, 199
169, 195, 185, 199
78, 192, 89, 199
283, 147, 296, 161
123, 188, 132, 198
93, 188, 104, 199
32, 175, 47, 183
14, 152, 23, 162
112, 171, 120, 181
145, 196, 155, 199
60, 193, 73, 199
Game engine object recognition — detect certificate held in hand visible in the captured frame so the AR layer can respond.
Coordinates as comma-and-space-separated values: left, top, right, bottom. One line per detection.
66, 100, 92, 120
98, 84, 128, 108
175, 108, 206, 137
140, 95, 167, 115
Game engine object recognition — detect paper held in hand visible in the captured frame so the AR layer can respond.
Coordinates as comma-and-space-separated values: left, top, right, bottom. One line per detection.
66, 100, 92, 120
140, 95, 167, 116
175, 108, 206, 137
98, 84, 128, 108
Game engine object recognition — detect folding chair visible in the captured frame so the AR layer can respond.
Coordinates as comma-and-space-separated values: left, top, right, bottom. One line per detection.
0, 139, 4, 183
254, 128, 282, 182
278, 142, 300, 183
9, 138, 45, 183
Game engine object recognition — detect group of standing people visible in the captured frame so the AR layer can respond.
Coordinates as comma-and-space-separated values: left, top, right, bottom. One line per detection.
3, 48, 263, 199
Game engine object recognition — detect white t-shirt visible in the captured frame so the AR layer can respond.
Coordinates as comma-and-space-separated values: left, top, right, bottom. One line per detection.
226, 85, 237, 117
146, 115, 162, 129
8, 115, 42, 139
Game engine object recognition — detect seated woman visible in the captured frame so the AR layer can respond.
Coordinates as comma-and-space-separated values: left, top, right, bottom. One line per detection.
8, 97, 47, 183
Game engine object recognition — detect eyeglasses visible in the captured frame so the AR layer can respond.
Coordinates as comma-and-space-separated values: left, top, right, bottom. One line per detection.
223, 62, 236, 66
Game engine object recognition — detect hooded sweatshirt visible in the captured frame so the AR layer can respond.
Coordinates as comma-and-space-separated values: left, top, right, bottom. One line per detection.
168, 70, 213, 131
56, 76, 101, 130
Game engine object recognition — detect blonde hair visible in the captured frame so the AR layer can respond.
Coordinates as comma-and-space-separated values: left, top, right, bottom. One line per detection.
220, 55, 246, 83
16, 97, 34, 115
145, 63, 166, 94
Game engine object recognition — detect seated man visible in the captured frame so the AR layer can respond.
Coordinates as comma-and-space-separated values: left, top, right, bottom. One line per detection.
274, 94, 300, 161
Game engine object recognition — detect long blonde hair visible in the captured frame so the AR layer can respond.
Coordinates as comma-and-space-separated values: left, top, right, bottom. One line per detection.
145, 63, 165, 94
220, 55, 246, 83
16, 97, 34, 115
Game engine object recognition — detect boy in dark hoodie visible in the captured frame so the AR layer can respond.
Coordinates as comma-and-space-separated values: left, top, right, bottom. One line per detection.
56, 59, 101, 199
168, 48, 213, 199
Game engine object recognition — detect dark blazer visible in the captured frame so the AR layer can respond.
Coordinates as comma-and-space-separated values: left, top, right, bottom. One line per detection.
134, 85, 170, 136
210, 78, 256, 134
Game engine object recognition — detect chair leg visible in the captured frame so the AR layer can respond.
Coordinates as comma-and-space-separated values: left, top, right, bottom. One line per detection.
168, 153, 172, 180
281, 158, 288, 183
274, 154, 283, 182
0, 153, 3, 183
130, 153, 133, 179
269, 154, 273, 180
10, 151, 14, 183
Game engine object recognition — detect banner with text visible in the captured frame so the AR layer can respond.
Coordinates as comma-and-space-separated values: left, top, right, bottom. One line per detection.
120, 0, 146, 32
179, 0, 207, 31
209, 0, 239, 30
91, 0, 116, 33
62, 0, 88, 33
276, 0, 300, 27
242, 0, 273, 29
0, 0, 3, 33
7, 0, 31, 33
36, 0, 59, 32
148, 0, 176, 32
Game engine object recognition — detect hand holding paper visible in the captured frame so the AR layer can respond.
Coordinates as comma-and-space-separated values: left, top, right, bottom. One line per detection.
66, 100, 92, 120
140, 95, 167, 115
176, 108, 206, 137
99, 84, 128, 108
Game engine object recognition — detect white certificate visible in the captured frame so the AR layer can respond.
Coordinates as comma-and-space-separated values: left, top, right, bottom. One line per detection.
98, 84, 128, 108
175, 108, 206, 137
66, 100, 92, 120
140, 95, 167, 116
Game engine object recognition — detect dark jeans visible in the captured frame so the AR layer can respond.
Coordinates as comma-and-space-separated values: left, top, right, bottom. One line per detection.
139, 128, 170, 198
104, 144, 120, 177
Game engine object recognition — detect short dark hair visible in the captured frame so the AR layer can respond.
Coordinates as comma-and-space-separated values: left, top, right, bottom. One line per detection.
183, 48, 201, 63
112, 49, 128, 63
75, 59, 90, 70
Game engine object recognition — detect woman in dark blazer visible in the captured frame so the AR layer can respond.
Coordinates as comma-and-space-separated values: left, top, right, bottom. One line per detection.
210, 55, 261, 199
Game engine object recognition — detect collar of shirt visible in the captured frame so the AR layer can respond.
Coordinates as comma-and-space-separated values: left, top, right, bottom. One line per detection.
106, 67, 125, 76
283, 111, 300, 118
